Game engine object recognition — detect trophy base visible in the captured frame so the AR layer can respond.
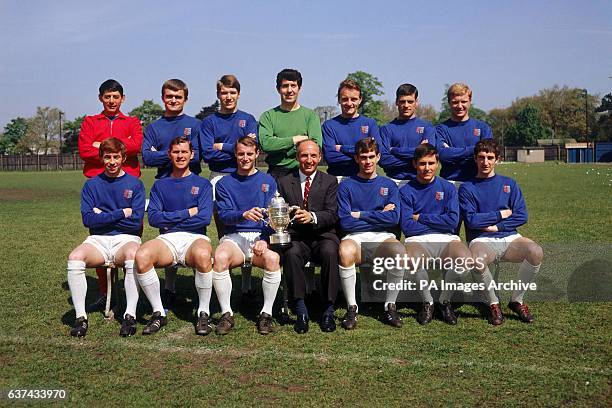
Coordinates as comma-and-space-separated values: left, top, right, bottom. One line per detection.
269, 232, 291, 247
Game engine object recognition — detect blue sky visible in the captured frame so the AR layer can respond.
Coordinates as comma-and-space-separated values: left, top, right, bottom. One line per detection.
0, 0, 610, 126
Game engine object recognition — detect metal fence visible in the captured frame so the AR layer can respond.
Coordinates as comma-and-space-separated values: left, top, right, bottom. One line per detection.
0, 146, 581, 172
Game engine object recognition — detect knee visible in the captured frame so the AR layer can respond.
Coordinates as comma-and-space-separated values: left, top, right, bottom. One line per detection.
68, 249, 85, 262
194, 250, 212, 272
338, 243, 357, 266
213, 250, 231, 272
135, 248, 153, 271
263, 250, 280, 271
527, 244, 544, 265
123, 246, 138, 261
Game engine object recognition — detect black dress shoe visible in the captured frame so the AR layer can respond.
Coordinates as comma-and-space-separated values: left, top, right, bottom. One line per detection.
320, 313, 336, 332
294, 314, 309, 334
437, 301, 458, 325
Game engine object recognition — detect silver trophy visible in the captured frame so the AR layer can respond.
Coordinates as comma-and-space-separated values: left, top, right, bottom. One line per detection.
266, 191, 299, 246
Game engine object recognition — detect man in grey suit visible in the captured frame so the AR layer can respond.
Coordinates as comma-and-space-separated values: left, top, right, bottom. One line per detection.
277, 139, 340, 333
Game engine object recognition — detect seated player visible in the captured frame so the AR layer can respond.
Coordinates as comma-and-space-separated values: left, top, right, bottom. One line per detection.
380, 83, 436, 187
322, 79, 382, 180
67, 138, 145, 337
337, 137, 406, 329
213, 137, 281, 335
459, 139, 543, 325
400, 143, 472, 325
134, 137, 213, 335
142, 78, 202, 307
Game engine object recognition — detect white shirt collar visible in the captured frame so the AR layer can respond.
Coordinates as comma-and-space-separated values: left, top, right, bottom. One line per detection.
299, 170, 316, 183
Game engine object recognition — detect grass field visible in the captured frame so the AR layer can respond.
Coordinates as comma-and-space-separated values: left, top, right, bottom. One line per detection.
0, 163, 611, 406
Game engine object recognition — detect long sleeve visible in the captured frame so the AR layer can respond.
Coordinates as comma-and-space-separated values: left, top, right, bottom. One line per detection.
78, 117, 101, 162
322, 121, 349, 165
338, 185, 371, 231
201, 118, 229, 162
175, 182, 212, 231
400, 189, 422, 236
215, 182, 246, 226
142, 125, 169, 168
312, 178, 338, 231
81, 184, 124, 228
122, 117, 143, 157
496, 182, 528, 232
417, 186, 459, 232
436, 125, 474, 163
258, 111, 295, 153
359, 186, 400, 227
147, 183, 190, 229
113, 180, 146, 231
459, 185, 502, 229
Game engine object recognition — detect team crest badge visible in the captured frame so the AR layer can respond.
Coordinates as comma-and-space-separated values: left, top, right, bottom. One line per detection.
474, 128, 481, 137
239, 119, 246, 128
379, 187, 388, 196
416, 126, 425, 134
361, 126, 369, 134
184, 127, 191, 136
435, 191, 444, 201
123, 189, 133, 199
503, 185, 511, 193
262, 184, 269, 193
191, 186, 200, 195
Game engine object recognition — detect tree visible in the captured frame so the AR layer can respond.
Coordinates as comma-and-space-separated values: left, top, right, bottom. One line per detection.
0, 117, 28, 154
594, 92, 612, 141
61, 115, 85, 153
129, 100, 164, 128
20, 107, 62, 154
195, 101, 220, 120
313, 105, 338, 123
416, 104, 438, 124
505, 103, 550, 146
345, 71, 386, 124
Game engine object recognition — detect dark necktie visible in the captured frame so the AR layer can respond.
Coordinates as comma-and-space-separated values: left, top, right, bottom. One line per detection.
303, 176, 311, 210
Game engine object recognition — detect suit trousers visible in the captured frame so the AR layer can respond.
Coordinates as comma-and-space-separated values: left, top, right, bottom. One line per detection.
283, 238, 340, 304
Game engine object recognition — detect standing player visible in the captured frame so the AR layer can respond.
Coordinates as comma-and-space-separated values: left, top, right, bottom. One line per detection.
200, 75, 259, 298
380, 83, 436, 186
322, 79, 382, 179
459, 140, 543, 325
142, 79, 202, 307
67, 138, 145, 337
134, 137, 213, 335
78, 79, 143, 312
258, 68, 322, 179
213, 137, 281, 335
400, 143, 471, 325
436, 83, 492, 184
277, 139, 340, 333
337, 138, 406, 330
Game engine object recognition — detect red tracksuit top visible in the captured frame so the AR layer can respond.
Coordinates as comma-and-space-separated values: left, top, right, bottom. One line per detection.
78, 111, 143, 178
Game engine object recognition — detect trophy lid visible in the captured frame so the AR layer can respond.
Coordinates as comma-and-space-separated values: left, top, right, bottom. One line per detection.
269, 191, 287, 209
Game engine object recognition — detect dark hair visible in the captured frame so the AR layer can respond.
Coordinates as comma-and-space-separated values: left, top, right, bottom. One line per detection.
355, 137, 379, 155
169, 136, 193, 151
235, 136, 259, 152
99, 79, 124, 96
98, 137, 126, 158
396, 83, 418, 100
338, 79, 361, 99
162, 79, 188, 99
413, 143, 438, 162
217, 74, 241, 94
474, 139, 500, 158
276, 69, 302, 90
295, 138, 321, 156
